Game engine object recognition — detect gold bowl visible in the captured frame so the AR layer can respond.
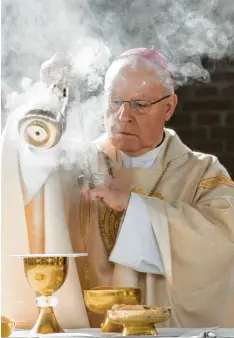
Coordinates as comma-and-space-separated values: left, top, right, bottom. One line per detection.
1, 316, 16, 337
84, 286, 141, 332
107, 305, 171, 336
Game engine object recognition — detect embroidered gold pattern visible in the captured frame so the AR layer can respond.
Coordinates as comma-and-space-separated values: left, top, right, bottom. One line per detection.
199, 175, 234, 189
98, 154, 170, 254
99, 207, 123, 254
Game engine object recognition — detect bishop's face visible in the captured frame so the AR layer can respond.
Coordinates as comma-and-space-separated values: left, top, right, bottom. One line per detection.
105, 64, 177, 156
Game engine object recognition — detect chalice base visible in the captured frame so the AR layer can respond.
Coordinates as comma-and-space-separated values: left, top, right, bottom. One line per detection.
101, 314, 123, 333
31, 306, 64, 335
122, 324, 158, 336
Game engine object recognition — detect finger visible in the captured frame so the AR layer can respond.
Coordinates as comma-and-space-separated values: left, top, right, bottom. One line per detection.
81, 184, 90, 199
89, 185, 109, 201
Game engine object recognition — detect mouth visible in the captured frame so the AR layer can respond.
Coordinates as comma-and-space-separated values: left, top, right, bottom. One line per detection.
118, 131, 136, 136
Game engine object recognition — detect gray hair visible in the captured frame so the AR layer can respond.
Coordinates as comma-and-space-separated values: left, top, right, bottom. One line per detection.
104, 55, 174, 95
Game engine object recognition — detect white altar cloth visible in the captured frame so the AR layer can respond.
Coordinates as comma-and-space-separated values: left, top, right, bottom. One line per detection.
11, 328, 234, 338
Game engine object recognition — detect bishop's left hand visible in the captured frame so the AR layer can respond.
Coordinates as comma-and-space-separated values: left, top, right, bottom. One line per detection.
82, 179, 131, 212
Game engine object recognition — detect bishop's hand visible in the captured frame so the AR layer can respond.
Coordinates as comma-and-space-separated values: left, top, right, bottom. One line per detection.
82, 178, 131, 212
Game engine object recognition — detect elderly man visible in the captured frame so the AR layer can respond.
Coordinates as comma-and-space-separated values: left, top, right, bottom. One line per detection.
2, 48, 234, 330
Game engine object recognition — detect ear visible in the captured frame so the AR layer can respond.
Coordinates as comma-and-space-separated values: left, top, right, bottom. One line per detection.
165, 94, 178, 121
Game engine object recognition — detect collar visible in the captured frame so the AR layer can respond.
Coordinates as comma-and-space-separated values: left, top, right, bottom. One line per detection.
120, 142, 164, 169
94, 128, 192, 170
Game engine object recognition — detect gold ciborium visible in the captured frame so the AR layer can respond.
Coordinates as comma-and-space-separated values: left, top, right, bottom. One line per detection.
84, 286, 141, 333
107, 305, 171, 336
12, 253, 87, 335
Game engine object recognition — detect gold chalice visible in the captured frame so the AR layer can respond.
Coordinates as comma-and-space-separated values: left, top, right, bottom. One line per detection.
84, 286, 141, 333
107, 305, 171, 336
11, 253, 87, 335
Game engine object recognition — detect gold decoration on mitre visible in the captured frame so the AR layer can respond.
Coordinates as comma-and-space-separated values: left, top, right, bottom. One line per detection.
199, 175, 234, 189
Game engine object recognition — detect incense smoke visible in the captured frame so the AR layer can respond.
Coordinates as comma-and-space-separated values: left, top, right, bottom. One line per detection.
2, 0, 234, 142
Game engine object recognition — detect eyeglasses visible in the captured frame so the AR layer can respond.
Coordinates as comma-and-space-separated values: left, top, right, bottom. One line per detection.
108, 94, 171, 115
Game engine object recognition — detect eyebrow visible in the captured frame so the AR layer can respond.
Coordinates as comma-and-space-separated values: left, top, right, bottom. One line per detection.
109, 94, 159, 101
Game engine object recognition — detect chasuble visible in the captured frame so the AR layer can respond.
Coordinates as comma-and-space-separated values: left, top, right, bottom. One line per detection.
2, 127, 234, 329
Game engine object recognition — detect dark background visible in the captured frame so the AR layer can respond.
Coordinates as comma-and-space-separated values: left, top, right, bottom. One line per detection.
170, 58, 234, 177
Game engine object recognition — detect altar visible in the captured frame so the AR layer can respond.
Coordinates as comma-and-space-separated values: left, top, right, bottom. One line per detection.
10, 328, 234, 338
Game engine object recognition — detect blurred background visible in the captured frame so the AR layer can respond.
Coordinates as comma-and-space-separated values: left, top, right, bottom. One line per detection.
2, 0, 234, 176
168, 58, 234, 177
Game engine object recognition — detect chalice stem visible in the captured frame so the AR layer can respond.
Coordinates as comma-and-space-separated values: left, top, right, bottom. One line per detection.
31, 306, 64, 335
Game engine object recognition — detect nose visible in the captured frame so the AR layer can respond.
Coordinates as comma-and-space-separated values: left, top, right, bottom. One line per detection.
118, 102, 132, 122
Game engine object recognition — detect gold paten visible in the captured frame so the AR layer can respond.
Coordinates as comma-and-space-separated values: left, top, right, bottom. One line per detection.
24, 255, 68, 335
84, 286, 141, 333
107, 305, 171, 336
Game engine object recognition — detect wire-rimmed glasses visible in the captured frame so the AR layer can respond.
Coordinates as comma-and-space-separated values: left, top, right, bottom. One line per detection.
108, 94, 171, 115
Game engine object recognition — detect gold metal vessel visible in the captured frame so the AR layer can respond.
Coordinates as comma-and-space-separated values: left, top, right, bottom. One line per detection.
24, 255, 68, 335
1, 316, 16, 337
107, 305, 171, 336
14, 253, 87, 335
84, 286, 141, 332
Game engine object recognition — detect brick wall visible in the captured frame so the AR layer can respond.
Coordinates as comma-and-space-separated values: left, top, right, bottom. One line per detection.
168, 58, 234, 178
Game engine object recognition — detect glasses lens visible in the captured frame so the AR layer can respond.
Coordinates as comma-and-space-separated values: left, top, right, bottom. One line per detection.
131, 100, 151, 114
109, 98, 123, 112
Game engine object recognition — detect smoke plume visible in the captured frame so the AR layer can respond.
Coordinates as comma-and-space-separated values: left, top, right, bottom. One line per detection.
2, 0, 234, 139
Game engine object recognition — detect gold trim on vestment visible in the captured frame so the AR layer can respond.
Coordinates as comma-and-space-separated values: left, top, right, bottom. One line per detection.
99, 188, 164, 255
151, 192, 164, 200
199, 175, 234, 189
131, 188, 164, 200
131, 187, 145, 195
98, 152, 170, 255
99, 206, 123, 255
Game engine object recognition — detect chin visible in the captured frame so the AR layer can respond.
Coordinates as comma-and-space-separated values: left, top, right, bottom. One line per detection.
111, 136, 140, 153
